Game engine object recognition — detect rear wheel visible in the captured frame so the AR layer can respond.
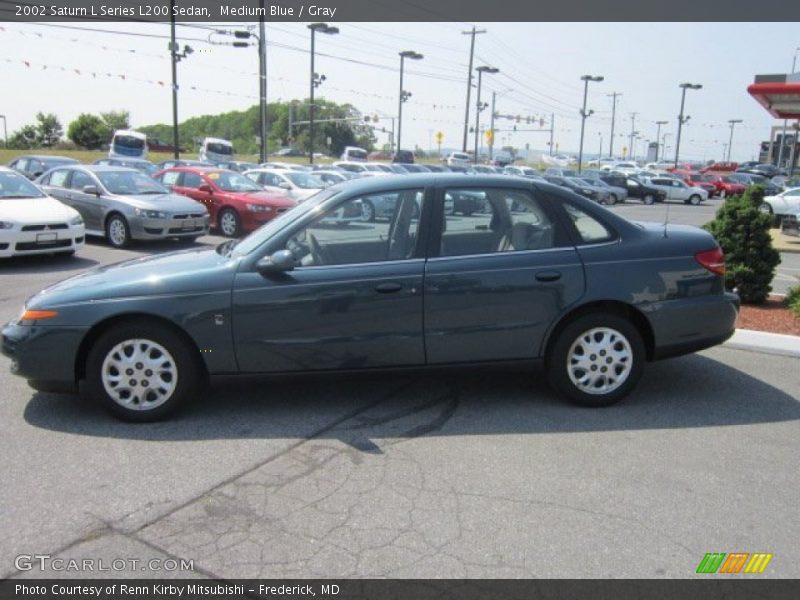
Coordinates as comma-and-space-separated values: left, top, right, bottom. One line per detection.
218, 208, 241, 237
759, 202, 780, 227
607, 194, 618, 205
85, 321, 200, 422
546, 313, 645, 408
642, 194, 655, 205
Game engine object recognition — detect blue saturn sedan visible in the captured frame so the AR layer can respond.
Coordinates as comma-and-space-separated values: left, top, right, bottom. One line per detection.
2, 174, 739, 421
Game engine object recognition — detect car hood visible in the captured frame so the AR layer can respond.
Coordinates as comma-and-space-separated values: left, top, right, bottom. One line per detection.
0, 197, 80, 223
111, 192, 207, 213
223, 190, 296, 207
27, 246, 238, 309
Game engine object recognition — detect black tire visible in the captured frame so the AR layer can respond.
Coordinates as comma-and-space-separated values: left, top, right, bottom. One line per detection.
54, 250, 76, 257
218, 207, 241, 238
177, 236, 200, 245
642, 194, 655, 205
688, 194, 702, 206
85, 320, 201, 422
105, 213, 131, 248
546, 312, 645, 408
607, 194, 618, 206
360, 200, 376, 222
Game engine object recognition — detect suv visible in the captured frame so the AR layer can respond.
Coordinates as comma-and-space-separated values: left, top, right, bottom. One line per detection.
616, 176, 668, 205
392, 150, 415, 164
443, 152, 472, 167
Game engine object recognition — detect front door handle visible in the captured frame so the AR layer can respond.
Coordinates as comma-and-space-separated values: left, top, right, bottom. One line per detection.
535, 270, 562, 282
375, 282, 403, 294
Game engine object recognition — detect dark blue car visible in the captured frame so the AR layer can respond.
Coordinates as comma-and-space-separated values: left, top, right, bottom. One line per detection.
1, 174, 739, 421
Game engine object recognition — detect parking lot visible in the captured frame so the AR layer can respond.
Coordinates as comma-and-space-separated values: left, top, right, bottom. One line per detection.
1, 198, 799, 580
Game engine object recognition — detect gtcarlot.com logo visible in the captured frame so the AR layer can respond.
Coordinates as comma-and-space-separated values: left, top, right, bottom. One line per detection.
15, 554, 194, 572
696, 552, 773, 574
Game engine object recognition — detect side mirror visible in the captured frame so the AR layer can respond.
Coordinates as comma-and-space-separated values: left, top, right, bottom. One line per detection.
82, 185, 100, 196
31, 171, 44, 179
256, 249, 296, 274
278, 182, 292, 190
198, 184, 212, 193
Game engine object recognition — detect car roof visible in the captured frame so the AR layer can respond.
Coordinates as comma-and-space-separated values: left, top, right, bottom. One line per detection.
15, 155, 79, 162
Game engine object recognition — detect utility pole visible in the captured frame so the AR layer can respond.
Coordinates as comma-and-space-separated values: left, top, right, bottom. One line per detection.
258, 1, 267, 162
489, 91, 496, 161
654, 120, 668, 161
628, 112, 637, 161
169, 0, 179, 160
578, 75, 604, 174
461, 27, 486, 153
727, 119, 742, 162
607, 92, 621, 158
674, 82, 702, 168
778, 49, 799, 167
0, 114, 7, 147
549, 113, 555, 156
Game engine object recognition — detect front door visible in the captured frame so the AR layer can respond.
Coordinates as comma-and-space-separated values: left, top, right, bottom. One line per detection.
232, 188, 427, 373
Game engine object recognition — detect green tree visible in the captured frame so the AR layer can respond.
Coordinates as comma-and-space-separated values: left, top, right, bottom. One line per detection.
67, 113, 107, 149
35, 112, 62, 147
703, 186, 781, 304
7, 125, 38, 149
100, 110, 131, 133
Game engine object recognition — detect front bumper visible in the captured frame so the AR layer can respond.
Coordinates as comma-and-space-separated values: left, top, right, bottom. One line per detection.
0, 225, 85, 258
132, 214, 210, 240
1, 321, 88, 393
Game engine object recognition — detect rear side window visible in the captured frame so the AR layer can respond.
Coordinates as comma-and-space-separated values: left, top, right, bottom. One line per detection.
562, 203, 615, 245
47, 169, 71, 188
160, 171, 181, 187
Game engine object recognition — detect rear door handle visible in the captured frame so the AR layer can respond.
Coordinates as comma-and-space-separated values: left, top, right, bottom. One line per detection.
375, 282, 403, 294
535, 270, 562, 282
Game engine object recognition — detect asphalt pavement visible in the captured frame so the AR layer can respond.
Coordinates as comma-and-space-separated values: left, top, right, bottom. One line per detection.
1, 212, 798, 580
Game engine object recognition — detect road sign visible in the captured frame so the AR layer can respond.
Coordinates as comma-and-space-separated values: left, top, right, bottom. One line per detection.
435, 131, 444, 144
485, 129, 494, 144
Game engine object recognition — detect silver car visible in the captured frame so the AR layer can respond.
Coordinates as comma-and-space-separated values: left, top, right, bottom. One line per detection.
644, 176, 708, 205
37, 165, 209, 248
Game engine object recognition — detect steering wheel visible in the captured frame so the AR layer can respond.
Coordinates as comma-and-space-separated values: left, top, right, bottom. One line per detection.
307, 233, 325, 265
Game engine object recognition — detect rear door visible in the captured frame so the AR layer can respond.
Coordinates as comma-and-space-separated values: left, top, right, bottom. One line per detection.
423, 185, 585, 363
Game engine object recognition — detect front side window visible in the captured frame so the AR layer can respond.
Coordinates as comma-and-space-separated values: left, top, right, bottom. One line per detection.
440, 188, 560, 257
283, 189, 424, 267
211, 171, 263, 192
182, 172, 204, 189
69, 171, 95, 191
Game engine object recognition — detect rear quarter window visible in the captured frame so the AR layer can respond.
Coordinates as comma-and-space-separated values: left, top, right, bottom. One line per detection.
562, 203, 616, 245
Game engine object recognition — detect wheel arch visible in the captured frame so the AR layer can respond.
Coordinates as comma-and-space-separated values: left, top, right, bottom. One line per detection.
74, 313, 207, 384
542, 300, 656, 362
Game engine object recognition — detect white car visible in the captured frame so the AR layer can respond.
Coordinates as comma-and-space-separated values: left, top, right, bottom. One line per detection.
644, 176, 708, 205
0, 167, 85, 258
760, 187, 800, 220
244, 169, 325, 202
442, 152, 472, 167
609, 161, 640, 175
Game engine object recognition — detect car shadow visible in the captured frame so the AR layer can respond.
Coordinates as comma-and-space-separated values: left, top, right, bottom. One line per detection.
22, 352, 800, 448
0, 253, 98, 274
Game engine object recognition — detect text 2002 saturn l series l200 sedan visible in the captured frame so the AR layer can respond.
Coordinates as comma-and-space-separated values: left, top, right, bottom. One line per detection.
1, 174, 739, 421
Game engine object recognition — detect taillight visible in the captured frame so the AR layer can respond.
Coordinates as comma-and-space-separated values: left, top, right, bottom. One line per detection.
695, 247, 725, 275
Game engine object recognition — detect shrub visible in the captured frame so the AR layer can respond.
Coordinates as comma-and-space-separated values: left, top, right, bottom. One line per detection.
787, 282, 800, 318
703, 185, 781, 304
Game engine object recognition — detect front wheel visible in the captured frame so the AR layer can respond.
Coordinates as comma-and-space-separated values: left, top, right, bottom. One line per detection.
106, 214, 131, 248
688, 194, 702, 206
546, 313, 645, 408
218, 208, 241, 237
85, 321, 200, 422
607, 194, 618, 206
642, 194, 655, 205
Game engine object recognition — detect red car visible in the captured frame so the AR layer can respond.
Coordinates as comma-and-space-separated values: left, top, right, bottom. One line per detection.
701, 161, 738, 174
707, 174, 747, 198
154, 167, 296, 237
675, 171, 719, 197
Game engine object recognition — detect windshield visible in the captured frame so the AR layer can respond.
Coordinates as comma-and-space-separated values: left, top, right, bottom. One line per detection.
96, 171, 168, 195
211, 171, 263, 192
0, 171, 46, 198
284, 172, 324, 189
114, 135, 145, 149
206, 143, 233, 156
347, 149, 368, 160
232, 188, 341, 256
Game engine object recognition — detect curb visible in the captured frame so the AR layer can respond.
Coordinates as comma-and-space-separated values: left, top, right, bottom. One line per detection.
724, 329, 800, 358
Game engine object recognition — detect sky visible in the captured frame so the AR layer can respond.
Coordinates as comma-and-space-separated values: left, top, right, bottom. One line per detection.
0, 21, 798, 161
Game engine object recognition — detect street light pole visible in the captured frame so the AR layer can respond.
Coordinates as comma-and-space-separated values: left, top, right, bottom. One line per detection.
607, 92, 621, 158
474, 66, 499, 164
397, 50, 423, 155
258, 4, 267, 162
168, 1, 192, 160
674, 82, 702, 168
0, 114, 7, 147
489, 91, 496, 161
578, 75, 604, 173
654, 120, 668, 161
727, 119, 742, 162
308, 23, 339, 165
777, 48, 799, 168
461, 27, 486, 152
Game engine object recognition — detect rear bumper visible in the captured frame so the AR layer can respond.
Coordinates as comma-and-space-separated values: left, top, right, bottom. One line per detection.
646, 292, 740, 360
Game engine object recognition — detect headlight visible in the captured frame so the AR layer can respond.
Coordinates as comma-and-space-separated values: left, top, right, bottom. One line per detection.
246, 203, 272, 213
134, 208, 167, 219
0, 221, 16, 229
69, 215, 84, 226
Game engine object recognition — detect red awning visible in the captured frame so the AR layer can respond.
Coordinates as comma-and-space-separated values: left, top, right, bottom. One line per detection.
747, 82, 800, 119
